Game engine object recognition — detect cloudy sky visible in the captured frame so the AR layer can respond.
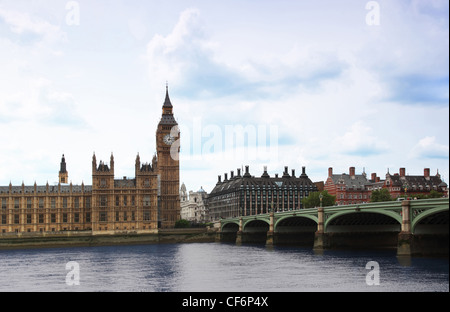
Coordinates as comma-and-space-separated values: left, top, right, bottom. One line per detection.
0, 0, 448, 193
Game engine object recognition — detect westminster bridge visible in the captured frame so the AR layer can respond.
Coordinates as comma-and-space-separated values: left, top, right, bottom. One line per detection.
218, 198, 449, 256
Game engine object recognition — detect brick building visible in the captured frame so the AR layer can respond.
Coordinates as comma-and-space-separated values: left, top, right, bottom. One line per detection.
325, 167, 373, 205
325, 166, 448, 205
384, 168, 448, 199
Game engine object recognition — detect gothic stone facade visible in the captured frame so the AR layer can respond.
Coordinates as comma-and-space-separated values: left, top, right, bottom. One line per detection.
0, 88, 180, 236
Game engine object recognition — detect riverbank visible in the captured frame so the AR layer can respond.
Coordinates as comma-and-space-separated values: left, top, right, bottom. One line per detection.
0, 228, 216, 250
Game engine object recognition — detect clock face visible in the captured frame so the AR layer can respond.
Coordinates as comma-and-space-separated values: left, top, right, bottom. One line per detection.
163, 134, 174, 145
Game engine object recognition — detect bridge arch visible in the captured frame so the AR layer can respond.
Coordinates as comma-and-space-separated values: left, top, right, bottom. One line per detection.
412, 207, 449, 234
274, 215, 318, 232
220, 221, 240, 243
323, 210, 402, 250
243, 219, 270, 232
221, 221, 240, 232
324, 210, 402, 232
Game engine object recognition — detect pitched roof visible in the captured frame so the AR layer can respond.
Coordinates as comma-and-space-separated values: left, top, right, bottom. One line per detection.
0, 184, 92, 195
387, 174, 443, 188
328, 173, 369, 190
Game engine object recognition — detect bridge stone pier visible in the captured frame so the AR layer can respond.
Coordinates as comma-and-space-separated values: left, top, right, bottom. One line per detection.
219, 198, 449, 257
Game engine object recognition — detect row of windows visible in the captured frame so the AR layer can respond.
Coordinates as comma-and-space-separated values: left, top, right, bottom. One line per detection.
1, 213, 91, 225
99, 196, 151, 207
98, 178, 152, 187
115, 196, 135, 206
115, 211, 136, 221
1, 197, 91, 209
212, 191, 311, 202
338, 194, 368, 199
243, 194, 307, 199
241, 206, 299, 214
239, 185, 315, 189
1, 210, 156, 225
99, 210, 152, 222
3, 195, 156, 210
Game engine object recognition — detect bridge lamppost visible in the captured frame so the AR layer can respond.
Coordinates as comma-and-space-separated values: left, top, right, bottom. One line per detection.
319, 193, 323, 208
404, 182, 409, 199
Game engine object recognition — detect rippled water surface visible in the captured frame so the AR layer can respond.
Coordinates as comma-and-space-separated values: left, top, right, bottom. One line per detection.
0, 243, 448, 292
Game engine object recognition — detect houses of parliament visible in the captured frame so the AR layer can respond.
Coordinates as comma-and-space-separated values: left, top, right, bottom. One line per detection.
0, 87, 180, 235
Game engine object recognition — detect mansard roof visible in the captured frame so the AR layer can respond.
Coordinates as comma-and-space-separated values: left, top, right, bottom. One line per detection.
210, 166, 317, 196
159, 114, 178, 125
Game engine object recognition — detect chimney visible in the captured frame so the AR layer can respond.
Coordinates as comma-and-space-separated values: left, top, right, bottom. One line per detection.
424, 168, 430, 179
376, 177, 380, 182
328, 167, 333, 177
237, 169, 241, 177
261, 166, 270, 178
224, 173, 228, 181
400, 168, 406, 177
292, 169, 296, 177
371, 173, 377, 181
349, 167, 355, 177
301, 166, 307, 177
283, 166, 290, 178
218, 175, 221, 183
244, 165, 251, 177
230, 171, 234, 179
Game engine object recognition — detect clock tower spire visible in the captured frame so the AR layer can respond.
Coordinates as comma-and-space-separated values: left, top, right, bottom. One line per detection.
163, 82, 173, 113
156, 84, 180, 228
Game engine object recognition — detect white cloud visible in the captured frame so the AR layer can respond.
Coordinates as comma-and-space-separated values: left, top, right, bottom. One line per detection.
0, 7, 66, 44
146, 9, 207, 87
334, 121, 389, 156
0, 76, 85, 126
410, 136, 449, 159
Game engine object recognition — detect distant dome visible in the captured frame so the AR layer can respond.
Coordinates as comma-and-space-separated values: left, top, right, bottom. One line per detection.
198, 186, 206, 193
180, 183, 186, 191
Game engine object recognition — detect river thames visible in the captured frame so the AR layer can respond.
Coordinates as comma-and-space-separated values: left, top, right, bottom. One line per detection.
0, 243, 448, 292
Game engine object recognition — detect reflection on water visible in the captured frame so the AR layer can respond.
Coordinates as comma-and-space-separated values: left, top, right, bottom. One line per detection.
0, 243, 448, 292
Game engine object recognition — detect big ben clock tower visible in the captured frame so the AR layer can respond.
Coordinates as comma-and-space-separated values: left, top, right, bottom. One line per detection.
156, 84, 180, 228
